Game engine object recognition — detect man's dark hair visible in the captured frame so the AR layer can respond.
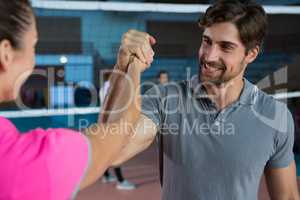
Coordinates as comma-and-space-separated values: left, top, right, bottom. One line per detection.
198, 0, 267, 53
0, 0, 33, 50
158, 70, 168, 78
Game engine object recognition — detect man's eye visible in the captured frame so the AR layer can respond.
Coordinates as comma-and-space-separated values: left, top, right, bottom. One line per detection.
221, 44, 233, 52
203, 39, 211, 45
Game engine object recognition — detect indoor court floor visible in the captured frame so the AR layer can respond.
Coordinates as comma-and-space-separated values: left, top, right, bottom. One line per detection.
76, 144, 300, 200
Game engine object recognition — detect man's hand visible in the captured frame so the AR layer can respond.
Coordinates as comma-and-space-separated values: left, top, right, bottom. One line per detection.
117, 29, 156, 72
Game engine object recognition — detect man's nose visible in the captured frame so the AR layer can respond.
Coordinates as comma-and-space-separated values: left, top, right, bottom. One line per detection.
205, 45, 220, 62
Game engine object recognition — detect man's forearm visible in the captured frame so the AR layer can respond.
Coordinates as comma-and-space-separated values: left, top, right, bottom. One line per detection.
80, 61, 142, 190
99, 65, 129, 123
80, 29, 153, 189
123, 62, 142, 124
100, 61, 141, 129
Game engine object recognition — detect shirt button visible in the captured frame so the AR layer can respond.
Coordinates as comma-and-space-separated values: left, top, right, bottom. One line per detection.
215, 121, 220, 126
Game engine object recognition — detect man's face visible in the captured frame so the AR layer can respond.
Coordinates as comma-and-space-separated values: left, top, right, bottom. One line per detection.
198, 22, 250, 85
159, 73, 169, 84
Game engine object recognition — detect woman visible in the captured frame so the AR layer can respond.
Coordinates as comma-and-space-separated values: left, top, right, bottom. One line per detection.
0, 0, 142, 199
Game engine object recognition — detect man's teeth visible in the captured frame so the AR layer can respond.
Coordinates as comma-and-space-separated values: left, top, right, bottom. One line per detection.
205, 64, 223, 70
205, 64, 217, 70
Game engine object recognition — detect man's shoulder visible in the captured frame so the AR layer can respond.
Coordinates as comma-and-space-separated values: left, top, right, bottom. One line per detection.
251, 87, 293, 133
253, 87, 288, 114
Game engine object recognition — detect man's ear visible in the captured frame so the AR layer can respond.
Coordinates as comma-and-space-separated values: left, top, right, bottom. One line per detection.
0, 39, 14, 72
245, 45, 260, 64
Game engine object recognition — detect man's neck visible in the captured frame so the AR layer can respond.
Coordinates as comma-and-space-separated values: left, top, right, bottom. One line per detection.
204, 77, 245, 110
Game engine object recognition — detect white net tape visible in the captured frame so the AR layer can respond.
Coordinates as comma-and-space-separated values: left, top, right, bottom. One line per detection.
31, 0, 300, 14
273, 91, 300, 100
0, 107, 99, 118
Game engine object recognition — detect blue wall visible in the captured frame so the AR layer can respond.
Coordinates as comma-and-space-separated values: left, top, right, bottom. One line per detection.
35, 9, 146, 60
33, 8, 200, 83
34, 8, 199, 60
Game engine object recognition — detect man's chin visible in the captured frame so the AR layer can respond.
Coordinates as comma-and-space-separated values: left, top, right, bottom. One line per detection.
200, 75, 223, 86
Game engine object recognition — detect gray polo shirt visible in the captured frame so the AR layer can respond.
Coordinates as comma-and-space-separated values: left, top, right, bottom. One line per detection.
141, 77, 294, 200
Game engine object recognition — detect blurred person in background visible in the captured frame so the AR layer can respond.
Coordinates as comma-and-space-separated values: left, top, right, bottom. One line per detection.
157, 70, 169, 85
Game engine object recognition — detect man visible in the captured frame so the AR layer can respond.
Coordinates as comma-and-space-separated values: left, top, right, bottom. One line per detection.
107, 0, 300, 199
158, 70, 169, 85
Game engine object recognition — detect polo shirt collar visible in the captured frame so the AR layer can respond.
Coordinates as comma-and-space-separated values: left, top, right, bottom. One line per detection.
189, 75, 258, 105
